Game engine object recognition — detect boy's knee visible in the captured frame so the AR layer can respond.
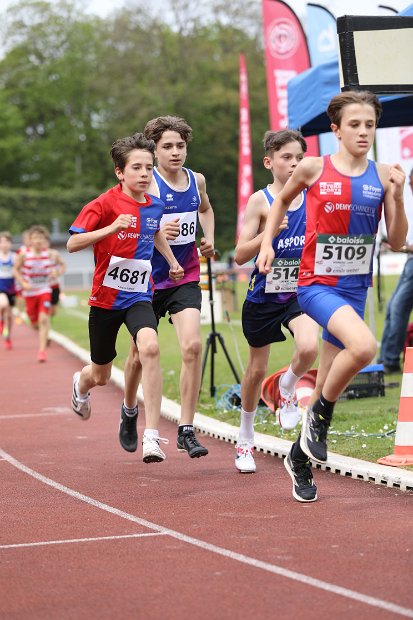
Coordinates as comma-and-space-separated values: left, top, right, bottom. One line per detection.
353, 337, 377, 368
139, 340, 160, 362
181, 338, 202, 363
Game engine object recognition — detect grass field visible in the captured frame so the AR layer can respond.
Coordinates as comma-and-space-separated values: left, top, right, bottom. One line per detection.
51, 274, 411, 467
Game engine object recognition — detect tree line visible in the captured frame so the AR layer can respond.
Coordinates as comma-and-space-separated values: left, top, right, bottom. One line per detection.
0, 0, 273, 251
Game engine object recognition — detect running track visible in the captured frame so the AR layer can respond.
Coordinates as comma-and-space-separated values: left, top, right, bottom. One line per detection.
1, 323, 412, 619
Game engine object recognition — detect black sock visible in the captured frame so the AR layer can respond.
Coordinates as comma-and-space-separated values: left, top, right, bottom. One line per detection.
312, 394, 335, 425
291, 438, 308, 463
178, 424, 193, 435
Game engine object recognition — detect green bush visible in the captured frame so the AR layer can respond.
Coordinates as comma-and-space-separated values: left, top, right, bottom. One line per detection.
0, 186, 99, 234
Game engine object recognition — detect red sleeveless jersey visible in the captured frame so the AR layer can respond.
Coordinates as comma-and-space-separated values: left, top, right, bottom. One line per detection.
298, 156, 384, 289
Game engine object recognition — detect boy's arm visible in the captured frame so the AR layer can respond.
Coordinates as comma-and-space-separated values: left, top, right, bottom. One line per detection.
256, 158, 316, 274
380, 163, 408, 251
50, 249, 66, 277
196, 172, 215, 257
234, 192, 288, 265
13, 252, 29, 289
154, 229, 184, 281
67, 214, 132, 253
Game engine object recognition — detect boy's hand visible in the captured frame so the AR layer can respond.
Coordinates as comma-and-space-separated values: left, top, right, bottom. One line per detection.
169, 261, 184, 281
256, 245, 275, 274
389, 164, 405, 202
162, 218, 180, 240
110, 214, 134, 233
199, 237, 214, 257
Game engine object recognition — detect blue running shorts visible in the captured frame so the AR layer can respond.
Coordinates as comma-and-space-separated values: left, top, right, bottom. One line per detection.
297, 284, 368, 349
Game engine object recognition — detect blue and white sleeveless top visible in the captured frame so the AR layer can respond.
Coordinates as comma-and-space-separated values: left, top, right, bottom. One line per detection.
246, 186, 306, 304
151, 167, 201, 289
0, 252, 16, 294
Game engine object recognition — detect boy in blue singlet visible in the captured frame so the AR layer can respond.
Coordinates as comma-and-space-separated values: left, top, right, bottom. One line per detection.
0, 231, 16, 350
257, 91, 407, 502
122, 116, 215, 459
234, 130, 319, 473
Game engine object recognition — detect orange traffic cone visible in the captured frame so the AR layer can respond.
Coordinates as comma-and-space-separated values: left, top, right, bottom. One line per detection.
378, 347, 413, 467
261, 367, 317, 412
296, 370, 318, 408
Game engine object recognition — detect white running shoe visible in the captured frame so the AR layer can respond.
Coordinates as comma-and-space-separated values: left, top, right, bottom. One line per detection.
277, 382, 301, 430
72, 372, 91, 420
235, 443, 256, 473
142, 435, 169, 463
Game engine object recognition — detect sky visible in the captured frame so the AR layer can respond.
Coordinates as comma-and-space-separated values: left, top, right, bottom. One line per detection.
0, 0, 127, 16
1, 0, 412, 19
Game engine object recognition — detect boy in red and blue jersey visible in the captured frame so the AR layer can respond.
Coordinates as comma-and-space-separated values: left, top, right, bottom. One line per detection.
124, 116, 215, 459
68, 132, 184, 464
258, 91, 407, 502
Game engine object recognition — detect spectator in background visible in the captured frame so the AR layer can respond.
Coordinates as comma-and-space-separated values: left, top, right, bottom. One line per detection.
379, 168, 413, 373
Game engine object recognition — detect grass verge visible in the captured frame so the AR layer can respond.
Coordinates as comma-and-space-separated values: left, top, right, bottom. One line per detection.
52, 275, 410, 467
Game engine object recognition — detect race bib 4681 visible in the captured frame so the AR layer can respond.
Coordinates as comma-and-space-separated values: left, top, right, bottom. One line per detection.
103, 256, 152, 293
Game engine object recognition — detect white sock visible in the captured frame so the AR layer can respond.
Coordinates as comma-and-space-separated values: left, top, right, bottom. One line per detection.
238, 408, 256, 444
143, 428, 159, 440
76, 378, 89, 400
279, 366, 300, 394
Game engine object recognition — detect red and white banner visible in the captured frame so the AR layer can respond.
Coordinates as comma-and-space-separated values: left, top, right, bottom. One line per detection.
236, 53, 253, 242
262, 0, 319, 156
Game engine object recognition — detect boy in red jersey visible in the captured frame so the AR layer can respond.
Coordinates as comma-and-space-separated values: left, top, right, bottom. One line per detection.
68, 133, 184, 464
257, 91, 407, 502
14, 225, 61, 362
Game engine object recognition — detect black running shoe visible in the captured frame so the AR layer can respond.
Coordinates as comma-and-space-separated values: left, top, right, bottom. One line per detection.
177, 430, 208, 458
284, 452, 317, 503
300, 407, 329, 463
119, 404, 138, 453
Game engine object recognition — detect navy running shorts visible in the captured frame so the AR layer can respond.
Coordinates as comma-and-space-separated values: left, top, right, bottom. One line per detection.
241, 298, 303, 348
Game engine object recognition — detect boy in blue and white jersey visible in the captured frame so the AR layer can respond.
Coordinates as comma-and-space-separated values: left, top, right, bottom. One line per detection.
122, 116, 215, 459
234, 130, 319, 474
0, 231, 16, 350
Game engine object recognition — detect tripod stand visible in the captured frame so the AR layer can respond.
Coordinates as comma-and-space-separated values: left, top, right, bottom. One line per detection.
201, 257, 240, 397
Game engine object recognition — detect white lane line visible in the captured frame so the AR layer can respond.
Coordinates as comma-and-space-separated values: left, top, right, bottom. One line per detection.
1, 532, 166, 549
0, 412, 70, 420
1, 448, 412, 619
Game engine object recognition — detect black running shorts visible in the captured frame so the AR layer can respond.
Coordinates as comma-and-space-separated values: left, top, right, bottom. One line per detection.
152, 281, 201, 322
241, 298, 303, 348
88, 301, 158, 365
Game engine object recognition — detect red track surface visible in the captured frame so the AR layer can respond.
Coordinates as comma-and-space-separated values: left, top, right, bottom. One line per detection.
1, 323, 413, 620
